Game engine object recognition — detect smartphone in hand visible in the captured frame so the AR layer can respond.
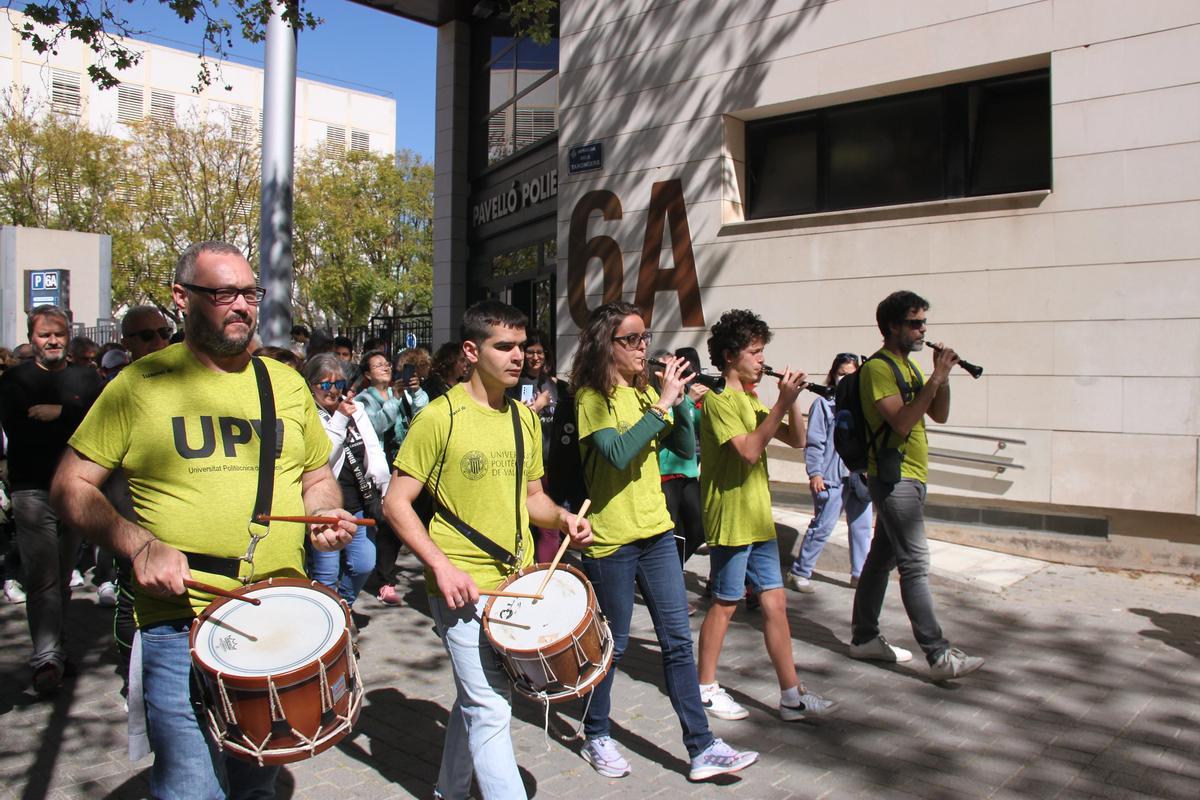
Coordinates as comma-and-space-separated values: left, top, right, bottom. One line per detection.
520, 384, 534, 404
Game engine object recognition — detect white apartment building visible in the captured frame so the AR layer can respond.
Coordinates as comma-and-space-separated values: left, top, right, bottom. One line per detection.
0, 9, 395, 156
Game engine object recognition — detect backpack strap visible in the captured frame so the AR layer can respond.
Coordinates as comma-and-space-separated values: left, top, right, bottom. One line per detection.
872, 354, 924, 452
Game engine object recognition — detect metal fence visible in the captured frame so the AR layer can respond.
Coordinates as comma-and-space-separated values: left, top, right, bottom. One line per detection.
71, 321, 122, 345
332, 314, 433, 357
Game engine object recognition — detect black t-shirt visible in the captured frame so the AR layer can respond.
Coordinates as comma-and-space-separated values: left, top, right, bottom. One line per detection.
0, 361, 102, 490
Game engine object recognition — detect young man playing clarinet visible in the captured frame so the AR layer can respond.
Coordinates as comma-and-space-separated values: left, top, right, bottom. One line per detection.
695, 309, 838, 722
849, 290, 984, 679
383, 300, 591, 800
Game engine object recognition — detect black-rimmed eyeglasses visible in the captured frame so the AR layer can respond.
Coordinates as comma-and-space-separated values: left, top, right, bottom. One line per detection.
179, 283, 266, 306
612, 332, 653, 349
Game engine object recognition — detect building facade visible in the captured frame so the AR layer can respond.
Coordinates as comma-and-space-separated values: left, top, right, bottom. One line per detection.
306, 2, 1200, 570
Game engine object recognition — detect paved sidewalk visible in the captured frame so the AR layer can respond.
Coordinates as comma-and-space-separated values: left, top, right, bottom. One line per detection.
1, 511, 1197, 799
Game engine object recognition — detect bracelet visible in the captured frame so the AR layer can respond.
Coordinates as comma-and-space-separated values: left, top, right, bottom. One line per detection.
647, 406, 666, 421
130, 538, 154, 565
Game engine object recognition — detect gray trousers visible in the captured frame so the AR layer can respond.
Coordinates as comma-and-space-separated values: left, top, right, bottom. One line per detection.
13, 489, 81, 670
851, 478, 950, 663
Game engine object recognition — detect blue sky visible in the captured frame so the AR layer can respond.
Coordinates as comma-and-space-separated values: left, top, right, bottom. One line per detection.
109, 0, 437, 159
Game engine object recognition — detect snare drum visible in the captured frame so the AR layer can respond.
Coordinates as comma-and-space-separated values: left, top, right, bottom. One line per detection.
481, 563, 613, 704
189, 577, 363, 765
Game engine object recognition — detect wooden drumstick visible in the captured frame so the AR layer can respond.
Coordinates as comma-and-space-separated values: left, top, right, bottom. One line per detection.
184, 578, 261, 606
486, 616, 531, 630
536, 499, 591, 597
256, 514, 377, 527
477, 589, 544, 600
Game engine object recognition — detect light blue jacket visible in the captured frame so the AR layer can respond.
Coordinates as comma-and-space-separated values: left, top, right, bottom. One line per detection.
355, 385, 429, 456
804, 396, 846, 487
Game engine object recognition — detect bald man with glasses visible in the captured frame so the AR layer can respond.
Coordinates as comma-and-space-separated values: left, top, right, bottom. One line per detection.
120, 306, 174, 361
53, 241, 355, 799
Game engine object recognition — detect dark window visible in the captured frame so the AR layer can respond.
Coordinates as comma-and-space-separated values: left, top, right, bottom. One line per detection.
746, 69, 1050, 219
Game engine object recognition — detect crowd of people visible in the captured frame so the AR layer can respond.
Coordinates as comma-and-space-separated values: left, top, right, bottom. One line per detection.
0, 240, 984, 800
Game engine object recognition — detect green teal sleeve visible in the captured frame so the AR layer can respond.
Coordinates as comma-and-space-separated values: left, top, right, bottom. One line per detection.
585, 411, 666, 470
661, 401, 696, 460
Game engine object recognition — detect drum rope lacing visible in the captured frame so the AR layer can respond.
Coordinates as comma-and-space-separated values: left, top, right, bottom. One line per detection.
205, 643, 364, 766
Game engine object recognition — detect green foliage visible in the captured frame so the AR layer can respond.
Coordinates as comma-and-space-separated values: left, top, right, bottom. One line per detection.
0, 95, 433, 325
508, 0, 557, 44
13, 1, 322, 91
294, 147, 433, 327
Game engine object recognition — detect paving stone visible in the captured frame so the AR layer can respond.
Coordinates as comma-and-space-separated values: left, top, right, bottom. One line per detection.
2, 541, 1197, 799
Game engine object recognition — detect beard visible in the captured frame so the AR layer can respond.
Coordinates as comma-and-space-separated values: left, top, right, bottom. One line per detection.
36, 345, 65, 365
187, 309, 256, 356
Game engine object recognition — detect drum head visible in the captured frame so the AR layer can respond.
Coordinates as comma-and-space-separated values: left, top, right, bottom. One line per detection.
192, 583, 345, 678
488, 568, 588, 651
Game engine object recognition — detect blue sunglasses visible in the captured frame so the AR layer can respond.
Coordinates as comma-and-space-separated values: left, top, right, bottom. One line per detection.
313, 379, 348, 392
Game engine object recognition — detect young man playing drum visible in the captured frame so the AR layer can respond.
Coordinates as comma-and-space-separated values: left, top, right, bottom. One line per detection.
695, 310, 838, 722
52, 241, 357, 800
383, 300, 592, 800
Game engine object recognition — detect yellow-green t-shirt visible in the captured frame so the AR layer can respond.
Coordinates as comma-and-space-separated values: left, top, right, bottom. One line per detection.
394, 384, 542, 593
576, 385, 675, 558
860, 348, 929, 483
68, 344, 332, 627
700, 389, 776, 547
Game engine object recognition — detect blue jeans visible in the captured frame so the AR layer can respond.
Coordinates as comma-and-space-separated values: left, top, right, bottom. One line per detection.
582, 531, 712, 758
851, 478, 950, 664
791, 476, 873, 578
308, 511, 374, 606
140, 621, 278, 800
430, 597, 526, 800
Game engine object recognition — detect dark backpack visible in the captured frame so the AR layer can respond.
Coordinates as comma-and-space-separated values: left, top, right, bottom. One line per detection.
545, 386, 591, 512
833, 353, 922, 472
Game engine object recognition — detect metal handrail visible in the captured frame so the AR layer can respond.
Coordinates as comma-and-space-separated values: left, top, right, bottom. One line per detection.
928, 449, 1025, 472
929, 428, 1027, 446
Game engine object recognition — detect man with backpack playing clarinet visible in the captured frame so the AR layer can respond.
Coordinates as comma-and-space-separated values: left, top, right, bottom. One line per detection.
844, 290, 985, 680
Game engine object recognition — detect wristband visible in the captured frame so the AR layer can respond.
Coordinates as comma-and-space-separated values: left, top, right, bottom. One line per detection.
131, 538, 154, 565
646, 406, 666, 421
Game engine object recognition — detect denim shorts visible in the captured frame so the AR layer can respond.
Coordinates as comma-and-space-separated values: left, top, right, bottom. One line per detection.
708, 539, 784, 601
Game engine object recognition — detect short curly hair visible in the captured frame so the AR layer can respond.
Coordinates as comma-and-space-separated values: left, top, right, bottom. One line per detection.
707, 309, 772, 371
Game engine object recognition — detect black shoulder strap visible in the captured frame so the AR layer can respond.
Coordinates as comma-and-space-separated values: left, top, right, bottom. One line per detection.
427, 392, 525, 569
250, 357, 277, 526
510, 399, 524, 555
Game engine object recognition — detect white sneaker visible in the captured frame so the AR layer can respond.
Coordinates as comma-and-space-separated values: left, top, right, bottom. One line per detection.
97, 581, 118, 607
930, 647, 985, 680
699, 683, 749, 720
69, 569, 85, 589
581, 735, 631, 778
785, 572, 814, 593
849, 635, 913, 663
4, 579, 26, 604
689, 738, 758, 781
780, 691, 838, 721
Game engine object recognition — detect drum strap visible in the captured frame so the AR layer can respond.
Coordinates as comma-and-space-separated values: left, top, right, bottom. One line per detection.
250, 356, 278, 526
430, 398, 526, 569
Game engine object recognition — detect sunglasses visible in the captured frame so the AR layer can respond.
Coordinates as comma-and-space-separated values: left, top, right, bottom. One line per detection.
903, 318, 928, 330
836, 352, 860, 365
612, 331, 653, 348
128, 326, 173, 343
313, 379, 348, 392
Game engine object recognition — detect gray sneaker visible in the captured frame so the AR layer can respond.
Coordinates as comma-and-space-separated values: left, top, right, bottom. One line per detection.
930, 647, 985, 680
849, 635, 914, 663
581, 735, 631, 778
688, 738, 758, 781
780, 691, 838, 722
785, 572, 814, 593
